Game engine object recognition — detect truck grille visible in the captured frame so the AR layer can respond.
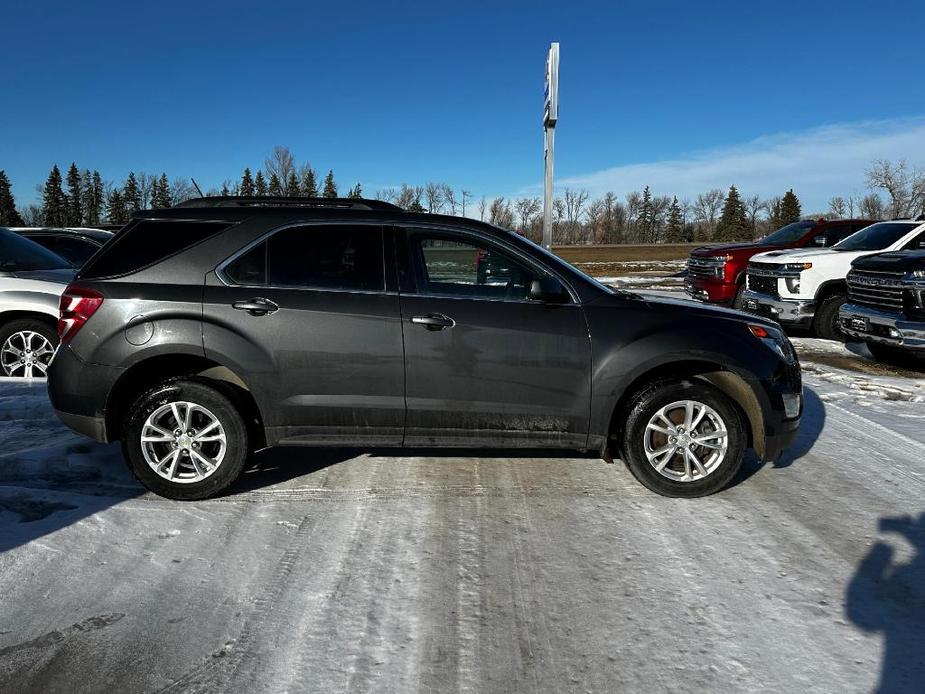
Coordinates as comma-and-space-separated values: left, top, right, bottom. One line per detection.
688, 256, 721, 278
748, 274, 778, 295
847, 270, 905, 311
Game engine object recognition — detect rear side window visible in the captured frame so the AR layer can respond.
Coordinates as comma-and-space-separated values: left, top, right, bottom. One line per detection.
80, 220, 231, 278
224, 224, 384, 291
32, 236, 99, 266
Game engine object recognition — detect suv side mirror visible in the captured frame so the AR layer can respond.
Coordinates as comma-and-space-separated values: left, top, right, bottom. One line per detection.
529, 276, 567, 303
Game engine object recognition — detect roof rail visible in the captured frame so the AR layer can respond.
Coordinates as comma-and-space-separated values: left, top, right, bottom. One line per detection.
173, 196, 402, 212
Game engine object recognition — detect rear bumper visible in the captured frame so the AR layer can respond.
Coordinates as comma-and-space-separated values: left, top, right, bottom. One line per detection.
839, 303, 925, 350
742, 290, 815, 327
54, 409, 108, 442
47, 344, 121, 443
684, 276, 738, 304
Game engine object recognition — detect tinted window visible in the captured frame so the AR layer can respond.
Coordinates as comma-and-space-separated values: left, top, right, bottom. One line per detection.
30, 236, 99, 266
224, 241, 267, 285
0, 229, 71, 271
760, 221, 817, 245
411, 234, 542, 300
267, 225, 384, 291
80, 220, 231, 278
833, 222, 919, 252
824, 225, 857, 246
906, 233, 925, 251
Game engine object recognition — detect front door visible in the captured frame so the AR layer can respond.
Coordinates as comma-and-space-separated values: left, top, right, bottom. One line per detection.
202, 223, 405, 446
397, 227, 591, 448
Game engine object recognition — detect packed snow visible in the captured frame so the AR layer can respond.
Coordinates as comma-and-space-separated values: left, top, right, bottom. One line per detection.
1, 278, 924, 692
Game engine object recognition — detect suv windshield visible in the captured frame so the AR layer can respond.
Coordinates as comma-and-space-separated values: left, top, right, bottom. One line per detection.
760, 221, 817, 245
832, 222, 919, 252
0, 229, 71, 271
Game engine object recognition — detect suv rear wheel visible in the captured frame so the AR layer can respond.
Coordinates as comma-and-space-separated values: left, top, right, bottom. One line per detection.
123, 380, 249, 500
620, 380, 746, 497
0, 318, 57, 378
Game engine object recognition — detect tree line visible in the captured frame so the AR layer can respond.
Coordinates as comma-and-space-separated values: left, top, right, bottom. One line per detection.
1, 153, 922, 245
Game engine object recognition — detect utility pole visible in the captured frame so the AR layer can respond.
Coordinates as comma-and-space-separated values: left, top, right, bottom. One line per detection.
542, 42, 559, 250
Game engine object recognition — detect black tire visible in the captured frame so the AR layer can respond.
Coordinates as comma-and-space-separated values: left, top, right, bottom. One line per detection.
0, 317, 58, 378
813, 293, 847, 342
620, 380, 746, 498
732, 284, 747, 310
122, 379, 249, 500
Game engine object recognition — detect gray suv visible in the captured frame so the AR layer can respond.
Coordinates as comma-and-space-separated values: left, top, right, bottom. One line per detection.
47, 197, 802, 500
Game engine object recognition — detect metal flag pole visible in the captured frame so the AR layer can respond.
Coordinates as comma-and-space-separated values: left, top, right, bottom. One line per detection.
542, 42, 559, 251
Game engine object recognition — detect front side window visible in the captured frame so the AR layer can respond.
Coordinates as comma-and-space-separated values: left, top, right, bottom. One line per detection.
410, 233, 543, 301
227, 224, 385, 291
761, 221, 817, 245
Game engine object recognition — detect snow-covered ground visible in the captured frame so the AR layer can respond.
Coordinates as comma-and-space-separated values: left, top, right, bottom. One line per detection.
2, 284, 924, 692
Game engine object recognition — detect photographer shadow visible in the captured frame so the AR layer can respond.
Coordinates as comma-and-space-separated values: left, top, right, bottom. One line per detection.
846, 512, 925, 694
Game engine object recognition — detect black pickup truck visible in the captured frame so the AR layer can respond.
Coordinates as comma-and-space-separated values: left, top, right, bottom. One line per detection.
840, 250, 925, 362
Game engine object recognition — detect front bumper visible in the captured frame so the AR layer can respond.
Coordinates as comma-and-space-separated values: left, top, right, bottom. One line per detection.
684, 275, 738, 304
838, 303, 925, 351
742, 290, 815, 328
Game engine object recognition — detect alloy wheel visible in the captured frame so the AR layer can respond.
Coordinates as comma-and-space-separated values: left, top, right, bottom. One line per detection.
140, 401, 227, 483
1, 330, 55, 378
643, 400, 729, 482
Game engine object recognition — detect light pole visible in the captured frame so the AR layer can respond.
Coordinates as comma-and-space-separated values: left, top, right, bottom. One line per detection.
542, 42, 559, 250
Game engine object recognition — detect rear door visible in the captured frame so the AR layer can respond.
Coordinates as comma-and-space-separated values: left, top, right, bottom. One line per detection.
396, 226, 591, 448
202, 222, 405, 446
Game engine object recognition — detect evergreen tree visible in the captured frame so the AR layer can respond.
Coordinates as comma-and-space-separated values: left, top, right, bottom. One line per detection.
666, 196, 684, 242
301, 167, 318, 197
322, 170, 337, 198
123, 172, 141, 212
406, 200, 426, 213
0, 170, 25, 226
91, 171, 104, 224
268, 173, 282, 197
637, 185, 653, 242
158, 173, 172, 207
346, 183, 363, 199
220, 182, 230, 197
42, 165, 67, 226
254, 171, 267, 197
65, 163, 82, 226
240, 168, 255, 197
714, 185, 750, 242
79, 169, 95, 224
780, 189, 802, 224
107, 189, 127, 224
285, 171, 300, 197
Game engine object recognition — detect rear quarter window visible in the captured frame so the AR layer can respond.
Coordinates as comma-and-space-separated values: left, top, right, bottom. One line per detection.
80, 220, 232, 278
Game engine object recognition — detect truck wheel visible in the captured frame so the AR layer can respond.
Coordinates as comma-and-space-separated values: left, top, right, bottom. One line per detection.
732, 285, 747, 310
0, 318, 58, 378
122, 380, 250, 500
813, 294, 846, 342
620, 380, 746, 498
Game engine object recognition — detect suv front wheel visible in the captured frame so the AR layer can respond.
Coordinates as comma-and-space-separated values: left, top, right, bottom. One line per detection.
620, 380, 746, 497
123, 380, 249, 500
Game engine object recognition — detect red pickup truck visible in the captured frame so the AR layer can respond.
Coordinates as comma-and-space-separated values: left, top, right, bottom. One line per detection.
685, 218, 874, 307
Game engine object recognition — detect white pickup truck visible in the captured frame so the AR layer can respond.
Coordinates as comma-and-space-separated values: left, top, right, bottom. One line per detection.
741, 219, 925, 339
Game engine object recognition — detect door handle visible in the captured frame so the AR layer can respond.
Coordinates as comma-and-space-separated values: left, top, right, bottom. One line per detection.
411, 313, 455, 330
232, 298, 279, 316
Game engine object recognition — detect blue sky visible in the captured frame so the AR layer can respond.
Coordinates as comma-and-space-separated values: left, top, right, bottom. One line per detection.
3, 0, 925, 212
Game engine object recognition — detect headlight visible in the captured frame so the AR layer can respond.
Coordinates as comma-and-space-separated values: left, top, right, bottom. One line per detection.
906, 269, 925, 281
781, 262, 812, 272
785, 277, 800, 293
748, 323, 798, 363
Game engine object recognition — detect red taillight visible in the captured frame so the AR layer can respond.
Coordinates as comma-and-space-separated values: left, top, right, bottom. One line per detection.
58, 285, 104, 342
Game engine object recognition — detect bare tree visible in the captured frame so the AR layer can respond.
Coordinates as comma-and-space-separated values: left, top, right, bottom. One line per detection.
866, 159, 925, 217
828, 196, 848, 219
376, 187, 398, 202
396, 184, 424, 210
170, 178, 198, 203
137, 172, 154, 208
424, 182, 444, 213
441, 185, 458, 215
264, 146, 296, 185
514, 197, 541, 232
744, 194, 765, 237
693, 188, 725, 239
562, 188, 589, 243
461, 190, 472, 217
859, 193, 885, 220
488, 197, 514, 229
478, 196, 487, 221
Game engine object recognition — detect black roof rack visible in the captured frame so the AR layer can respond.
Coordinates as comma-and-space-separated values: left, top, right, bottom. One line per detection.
173, 196, 402, 212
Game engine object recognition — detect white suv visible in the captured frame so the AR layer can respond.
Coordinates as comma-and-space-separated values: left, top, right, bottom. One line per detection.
742, 219, 925, 339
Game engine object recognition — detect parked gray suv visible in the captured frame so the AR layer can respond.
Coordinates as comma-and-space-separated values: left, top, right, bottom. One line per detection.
47, 197, 802, 500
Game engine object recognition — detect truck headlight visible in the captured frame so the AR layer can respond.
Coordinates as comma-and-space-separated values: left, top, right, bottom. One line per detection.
782, 392, 802, 419
748, 323, 798, 363
785, 277, 800, 293
782, 262, 813, 272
